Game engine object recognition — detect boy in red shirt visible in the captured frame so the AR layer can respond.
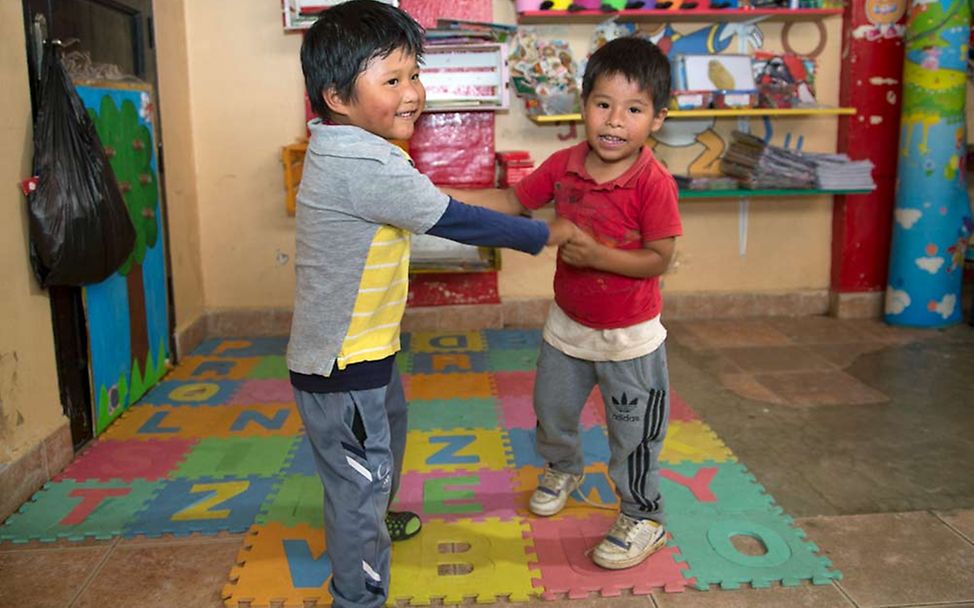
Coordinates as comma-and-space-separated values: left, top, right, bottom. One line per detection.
451, 36, 681, 569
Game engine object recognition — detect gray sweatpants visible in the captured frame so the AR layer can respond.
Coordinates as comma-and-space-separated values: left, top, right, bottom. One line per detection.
533, 340, 670, 523
292, 366, 407, 608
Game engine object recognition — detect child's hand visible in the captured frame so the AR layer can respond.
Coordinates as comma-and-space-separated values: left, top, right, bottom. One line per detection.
560, 227, 602, 268
546, 217, 576, 247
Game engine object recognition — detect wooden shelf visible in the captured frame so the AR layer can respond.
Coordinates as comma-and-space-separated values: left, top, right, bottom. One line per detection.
530, 106, 856, 123
679, 187, 872, 199
516, 7, 843, 24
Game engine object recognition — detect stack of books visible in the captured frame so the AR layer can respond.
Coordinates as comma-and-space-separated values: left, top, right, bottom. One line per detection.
720, 131, 818, 189
425, 19, 517, 45
806, 153, 876, 191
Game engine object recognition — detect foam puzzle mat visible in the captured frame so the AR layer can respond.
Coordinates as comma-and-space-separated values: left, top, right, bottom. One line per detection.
0, 331, 841, 605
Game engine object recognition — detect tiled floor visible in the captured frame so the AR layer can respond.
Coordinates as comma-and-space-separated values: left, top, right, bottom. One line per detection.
2, 316, 973, 608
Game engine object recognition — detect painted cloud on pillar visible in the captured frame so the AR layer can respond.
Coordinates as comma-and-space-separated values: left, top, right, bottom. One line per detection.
885, 288, 911, 314
895, 208, 922, 229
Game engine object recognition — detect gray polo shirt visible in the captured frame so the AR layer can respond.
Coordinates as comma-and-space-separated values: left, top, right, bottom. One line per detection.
286, 122, 449, 376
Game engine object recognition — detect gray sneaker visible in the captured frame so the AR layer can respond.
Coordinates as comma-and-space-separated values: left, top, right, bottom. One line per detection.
529, 467, 583, 516
591, 513, 666, 569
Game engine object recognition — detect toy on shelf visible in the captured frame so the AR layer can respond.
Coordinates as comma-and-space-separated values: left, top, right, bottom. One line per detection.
752, 51, 817, 108
508, 28, 581, 115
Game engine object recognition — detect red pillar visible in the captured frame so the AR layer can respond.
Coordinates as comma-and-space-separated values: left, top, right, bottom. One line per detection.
831, 0, 908, 301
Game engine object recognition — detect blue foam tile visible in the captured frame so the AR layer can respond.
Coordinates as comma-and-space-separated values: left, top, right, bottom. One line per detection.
411, 352, 489, 374
482, 329, 543, 350
506, 427, 610, 468
192, 337, 288, 358
123, 476, 278, 537
138, 380, 241, 407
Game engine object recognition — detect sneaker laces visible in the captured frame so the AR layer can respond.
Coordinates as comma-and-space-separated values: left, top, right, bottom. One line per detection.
538, 469, 615, 511
607, 514, 640, 544
539, 468, 578, 494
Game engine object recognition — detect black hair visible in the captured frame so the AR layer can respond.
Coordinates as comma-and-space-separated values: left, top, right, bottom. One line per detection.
301, 0, 426, 119
581, 37, 671, 114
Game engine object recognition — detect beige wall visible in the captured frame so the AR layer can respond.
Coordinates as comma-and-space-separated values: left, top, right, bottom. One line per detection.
178, 2, 841, 310
183, 1, 306, 310
153, 0, 206, 335
0, 3, 64, 464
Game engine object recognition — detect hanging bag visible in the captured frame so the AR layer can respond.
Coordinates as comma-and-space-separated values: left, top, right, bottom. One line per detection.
26, 41, 135, 287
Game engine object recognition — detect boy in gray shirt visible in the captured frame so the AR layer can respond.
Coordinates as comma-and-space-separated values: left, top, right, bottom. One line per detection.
289, 2, 574, 606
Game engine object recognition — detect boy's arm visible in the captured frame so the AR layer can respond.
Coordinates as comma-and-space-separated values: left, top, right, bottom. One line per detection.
440, 187, 529, 216
426, 197, 573, 254
560, 230, 676, 279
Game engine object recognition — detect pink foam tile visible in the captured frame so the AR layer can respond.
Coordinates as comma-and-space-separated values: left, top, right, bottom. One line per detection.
54, 438, 197, 482
493, 371, 535, 399
228, 379, 294, 405
496, 372, 604, 429
670, 391, 699, 422
529, 513, 691, 597
392, 469, 518, 522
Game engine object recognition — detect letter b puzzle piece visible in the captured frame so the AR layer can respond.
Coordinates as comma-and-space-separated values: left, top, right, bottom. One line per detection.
389, 518, 539, 604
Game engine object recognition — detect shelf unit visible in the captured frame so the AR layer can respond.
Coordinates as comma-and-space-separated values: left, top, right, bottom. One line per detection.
529, 106, 857, 123
516, 7, 843, 24
679, 187, 870, 200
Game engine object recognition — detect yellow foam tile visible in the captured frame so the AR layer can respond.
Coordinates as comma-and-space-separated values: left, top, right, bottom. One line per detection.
390, 518, 539, 605
100, 404, 303, 440
164, 356, 260, 381
402, 429, 510, 473
661, 420, 736, 464
407, 373, 494, 400
224, 523, 330, 608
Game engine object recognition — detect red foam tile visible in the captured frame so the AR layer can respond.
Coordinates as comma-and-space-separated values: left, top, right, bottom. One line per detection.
54, 438, 197, 482
495, 371, 604, 428
529, 513, 691, 597
670, 391, 699, 422
228, 379, 294, 405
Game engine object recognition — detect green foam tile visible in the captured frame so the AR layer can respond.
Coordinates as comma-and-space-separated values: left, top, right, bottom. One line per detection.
0, 480, 161, 542
487, 348, 539, 371
248, 355, 289, 379
668, 508, 842, 590
172, 436, 299, 479
255, 474, 324, 527
407, 398, 498, 431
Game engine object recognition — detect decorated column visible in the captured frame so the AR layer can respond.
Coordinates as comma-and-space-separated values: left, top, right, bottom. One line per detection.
885, 0, 973, 327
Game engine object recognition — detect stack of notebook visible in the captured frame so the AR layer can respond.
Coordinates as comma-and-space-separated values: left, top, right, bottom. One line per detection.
719, 131, 817, 189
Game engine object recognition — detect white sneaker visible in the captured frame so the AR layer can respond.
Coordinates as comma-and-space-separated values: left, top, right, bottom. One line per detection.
529, 467, 583, 516
591, 513, 666, 570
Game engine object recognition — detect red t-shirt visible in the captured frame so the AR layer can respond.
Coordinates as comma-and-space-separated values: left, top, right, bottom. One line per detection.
515, 142, 682, 329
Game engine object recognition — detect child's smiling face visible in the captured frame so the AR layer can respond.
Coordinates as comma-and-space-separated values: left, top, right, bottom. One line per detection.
581, 72, 667, 172
329, 47, 425, 140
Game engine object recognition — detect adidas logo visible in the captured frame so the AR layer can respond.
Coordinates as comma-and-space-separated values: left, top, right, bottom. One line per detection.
611, 392, 638, 413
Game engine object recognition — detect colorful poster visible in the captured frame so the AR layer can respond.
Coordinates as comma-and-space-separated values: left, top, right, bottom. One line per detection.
75, 83, 170, 433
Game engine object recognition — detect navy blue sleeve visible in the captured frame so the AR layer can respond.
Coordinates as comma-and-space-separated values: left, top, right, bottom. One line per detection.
426, 197, 549, 255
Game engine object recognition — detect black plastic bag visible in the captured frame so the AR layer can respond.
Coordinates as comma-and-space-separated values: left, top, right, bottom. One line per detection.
26, 42, 135, 287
